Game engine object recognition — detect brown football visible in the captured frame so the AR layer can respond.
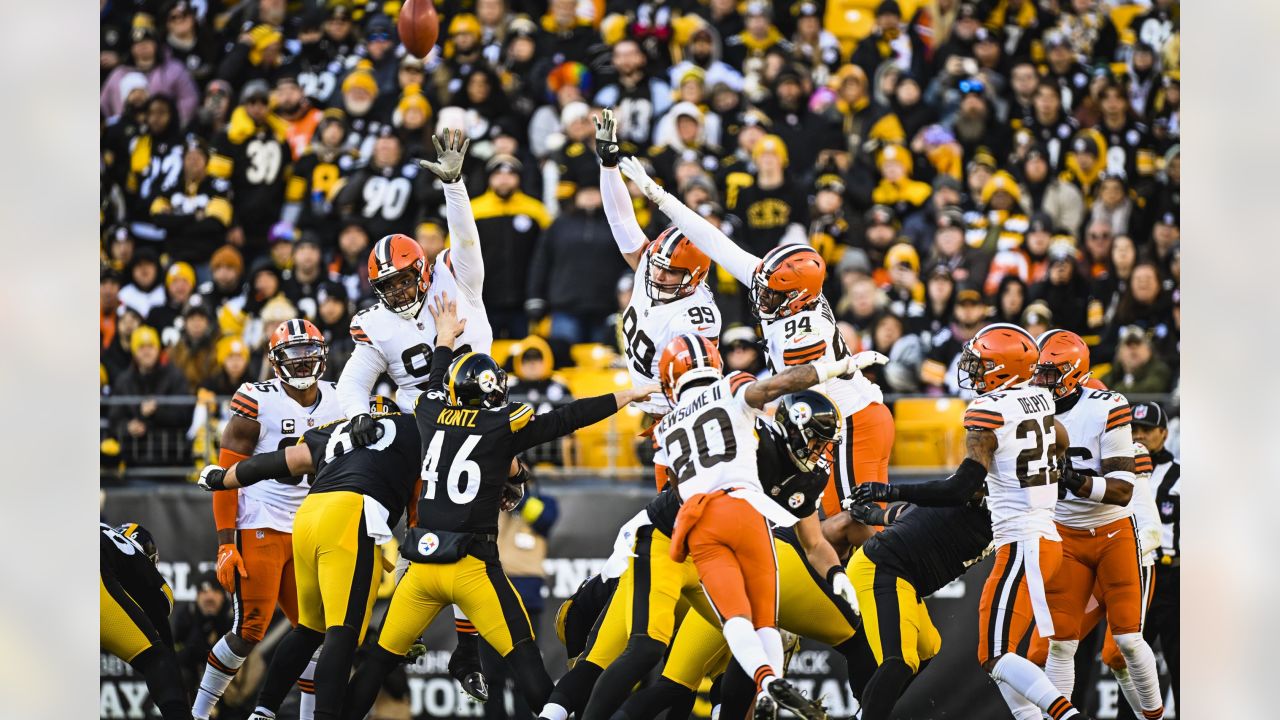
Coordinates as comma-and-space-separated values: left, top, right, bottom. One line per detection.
397, 0, 440, 58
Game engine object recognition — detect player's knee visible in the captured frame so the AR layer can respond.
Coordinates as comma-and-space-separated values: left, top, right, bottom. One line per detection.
884, 653, 919, 674
1113, 632, 1147, 657
980, 655, 1001, 674
1049, 638, 1080, 663
1101, 642, 1125, 671
508, 639, 552, 704
619, 635, 667, 669
226, 632, 256, 656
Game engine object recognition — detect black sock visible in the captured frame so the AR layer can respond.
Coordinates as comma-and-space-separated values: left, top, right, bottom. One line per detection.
836, 632, 880, 701
506, 639, 553, 709
613, 677, 697, 720
451, 626, 482, 677
341, 643, 402, 720
130, 645, 190, 720
257, 625, 325, 712
718, 658, 755, 720
580, 636, 665, 720
314, 626, 359, 720
859, 657, 916, 720
547, 660, 603, 714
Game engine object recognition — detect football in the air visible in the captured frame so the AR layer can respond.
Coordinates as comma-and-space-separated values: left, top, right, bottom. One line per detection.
397, 0, 440, 58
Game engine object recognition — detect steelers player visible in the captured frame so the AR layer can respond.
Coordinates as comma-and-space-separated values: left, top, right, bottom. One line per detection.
195, 319, 340, 720
334, 128, 491, 699
338, 295, 658, 720
100, 522, 188, 720
594, 107, 720, 475
198, 396, 420, 720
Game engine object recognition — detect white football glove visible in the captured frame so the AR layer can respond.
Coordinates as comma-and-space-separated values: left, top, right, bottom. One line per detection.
830, 569, 860, 616
618, 156, 666, 203
197, 464, 226, 491
417, 128, 470, 183
1138, 526, 1162, 558
850, 351, 889, 371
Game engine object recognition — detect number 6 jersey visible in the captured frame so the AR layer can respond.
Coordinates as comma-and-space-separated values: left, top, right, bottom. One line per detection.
229, 378, 343, 533
962, 385, 1060, 545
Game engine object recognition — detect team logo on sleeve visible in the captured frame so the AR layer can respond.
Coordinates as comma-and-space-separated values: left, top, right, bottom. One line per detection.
418, 533, 440, 556
788, 402, 813, 427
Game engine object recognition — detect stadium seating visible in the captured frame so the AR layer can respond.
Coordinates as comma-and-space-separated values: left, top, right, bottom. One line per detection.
889, 396, 968, 469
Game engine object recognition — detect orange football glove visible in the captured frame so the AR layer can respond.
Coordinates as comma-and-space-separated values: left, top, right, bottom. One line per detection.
216, 543, 248, 592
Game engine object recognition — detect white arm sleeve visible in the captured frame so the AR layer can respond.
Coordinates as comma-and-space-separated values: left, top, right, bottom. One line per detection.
442, 181, 484, 302
655, 193, 760, 285
336, 342, 389, 418
601, 166, 650, 254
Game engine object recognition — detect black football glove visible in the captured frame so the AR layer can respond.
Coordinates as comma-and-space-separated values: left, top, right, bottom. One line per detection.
1058, 464, 1089, 497
849, 482, 900, 505
594, 107, 620, 167
348, 413, 379, 447
844, 500, 888, 526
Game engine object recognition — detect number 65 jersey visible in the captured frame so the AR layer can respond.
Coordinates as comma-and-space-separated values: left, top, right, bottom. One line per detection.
230, 378, 343, 533
620, 246, 721, 416
962, 385, 1060, 545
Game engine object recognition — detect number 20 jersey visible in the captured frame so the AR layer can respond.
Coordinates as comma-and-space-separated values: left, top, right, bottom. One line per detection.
621, 247, 721, 415
654, 372, 765, 500
348, 250, 494, 413
230, 378, 343, 533
962, 385, 1059, 545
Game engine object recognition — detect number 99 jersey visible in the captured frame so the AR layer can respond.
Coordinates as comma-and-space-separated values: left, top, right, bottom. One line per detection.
962, 385, 1060, 545
620, 249, 721, 415
229, 378, 343, 533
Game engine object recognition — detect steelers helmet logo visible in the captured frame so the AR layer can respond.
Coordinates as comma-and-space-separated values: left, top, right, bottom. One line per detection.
788, 492, 805, 509
477, 369, 499, 393
788, 401, 813, 427
418, 532, 440, 556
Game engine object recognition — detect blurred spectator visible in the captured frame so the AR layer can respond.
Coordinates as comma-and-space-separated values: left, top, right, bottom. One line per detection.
199, 245, 247, 315
275, 73, 323, 160
169, 303, 219, 390
101, 13, 200, 127
759, 65, 827, 179
173, 572, 233, 700
924, 207, 983, 285
119, 248, 167, 320
822, 64, 904, 168
129, 95, 185, 219
315, 282, 355, 380
1081, 219, 1115, 279
966, 170, 1028, 253
789, 2, 841, 75
335, 133, 434, 243
506, 336, 574, 443
882, 243, 925, 321
526, 186, 629, 344
200, 336, 254, 396
992, 275, 1029, 326
283, 234, 327, 318
1096, 81, 1157, 188
726, 134, 808, 256
1040, 31, 1090, 112
216, 22, 285, 91
266, 220, 298, 272
871, 144, 933, 219
866, 312, 923, 393
148, 137, 233, 270
188, 78, 233, 140
594, 39, 672, 146
1018, 144, 1085, 234
920, 284, 989, 395
850, 1, 928, 81
836, 275, 882, 340
723, 2, 787, 70
209, 80, 291, 258
472, 155, 551, 338
1021, 81, 1079, 173
110, 325, 193, 469
1150, 210, 1180, 276
539, 0, 601, 66
549, 102, 603, 208
670, 23, 744, 92
919, 264, 956, 338
330, 220, 372, 300
149, 262, 198, 339
102, 269, 124, 351
1101, 326, 1173, 395
721, 326, 767, 377
1088, 177, 1133, 238
651, 101, 722, 186
1021, 301, 1054, 340
1029, 241, 1090, 334
696, 0, 746, 41
414, 219, 447, 266
338, 63, 389, 159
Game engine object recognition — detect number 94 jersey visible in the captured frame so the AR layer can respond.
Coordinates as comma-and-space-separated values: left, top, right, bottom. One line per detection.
621, 251, 721, 415
761, 296, 882, 418
962, 385, 1060, 545
230, 378, 343, 533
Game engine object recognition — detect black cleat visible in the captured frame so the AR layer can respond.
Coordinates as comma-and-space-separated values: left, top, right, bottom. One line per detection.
764, 677, 827, 720
448, 635, 488, 702
458, 670, 489, 703
753, 692, 779, 720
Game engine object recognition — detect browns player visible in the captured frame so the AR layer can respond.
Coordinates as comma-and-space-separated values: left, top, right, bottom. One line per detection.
334, 129, 492, 697
1024, 331, 1164, 719
853, 324, 1087, 720
594, 108, 720, 448
620, 155, 894, 517
195, 319, 340, 720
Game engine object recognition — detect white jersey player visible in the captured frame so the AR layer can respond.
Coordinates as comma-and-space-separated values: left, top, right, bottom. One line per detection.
332, 128, 492, 702
195, 319, 342, 720
1030, 330, 1166, 720
618, 155, 891, 514
594, 108, 720, 416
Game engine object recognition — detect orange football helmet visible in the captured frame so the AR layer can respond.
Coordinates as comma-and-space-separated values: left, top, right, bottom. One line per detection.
750, 245, 826, 320
368, 234, 431, 319
646, 227, 711, 302
658, 333, 723, 403
958, 323, 1039, 393
268, 319, 328, 390
1032, 329, 1091, 398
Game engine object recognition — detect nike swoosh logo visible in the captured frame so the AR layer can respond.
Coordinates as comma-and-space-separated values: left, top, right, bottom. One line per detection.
695, 326, 713, 332
1106, 530, 1121, 539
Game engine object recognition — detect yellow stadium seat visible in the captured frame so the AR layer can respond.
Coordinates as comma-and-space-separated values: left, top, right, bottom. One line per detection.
491, 339, 517, 367
571, 343, 619, 370
890, 397, 968, 469
557, 367, 645, 469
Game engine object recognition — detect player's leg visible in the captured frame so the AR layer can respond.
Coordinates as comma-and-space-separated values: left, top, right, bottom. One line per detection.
1150, 564, 1179, 708
1096, 520, 1164, 719
980, 540, 1084, 720
273, 543, 318, 720
454, 555, 553, 710
449, 605, 488, 702
1042, 529, 1097, 698
540, 577, 628, 720
101, 572, 190, 720
342, 562, 446, 720
850, 549, 925, 720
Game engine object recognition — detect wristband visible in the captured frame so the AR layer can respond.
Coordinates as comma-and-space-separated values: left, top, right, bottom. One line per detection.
812, 359, 848, 383
826, 566, 847, 585
1087, 478, 1107, 502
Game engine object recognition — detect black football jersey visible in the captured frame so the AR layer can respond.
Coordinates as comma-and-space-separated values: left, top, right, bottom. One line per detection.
100, 523, 174, 645
300, 413, 422, 528
861, 503, 994, 597
412, 346, 618, 538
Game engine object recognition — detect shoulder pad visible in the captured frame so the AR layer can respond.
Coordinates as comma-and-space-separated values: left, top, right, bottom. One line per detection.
1105, 403, 1133, 431
349, 315, 372, 345
509, 402, 535, 432
727, 371, 755, 396
230, 384, 260, 420
962, 401, 1003, 430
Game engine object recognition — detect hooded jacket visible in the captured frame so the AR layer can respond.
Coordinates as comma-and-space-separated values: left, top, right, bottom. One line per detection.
101, 53, 201, 127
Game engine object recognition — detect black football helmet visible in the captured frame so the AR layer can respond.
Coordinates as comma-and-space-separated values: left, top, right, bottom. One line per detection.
774, 390, 842, 473
115, 522, 159, 564
447, 352, 509, 409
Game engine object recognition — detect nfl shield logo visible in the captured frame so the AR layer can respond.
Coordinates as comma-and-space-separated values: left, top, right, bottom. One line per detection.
1160, 501, 1174, 516
1134, 405, 1149, 421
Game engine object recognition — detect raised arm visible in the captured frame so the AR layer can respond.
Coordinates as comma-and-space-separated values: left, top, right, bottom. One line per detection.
511, 384, 660, 454
419, 130, 484, 301
198, 443, 316, 491
743, 352, 887, 409
595, 109, 649, 269
337, 335, 390, 419
619, 156, 760, 284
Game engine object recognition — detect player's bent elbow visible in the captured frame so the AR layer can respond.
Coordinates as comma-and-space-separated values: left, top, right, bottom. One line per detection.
1107, 481, 1133, 505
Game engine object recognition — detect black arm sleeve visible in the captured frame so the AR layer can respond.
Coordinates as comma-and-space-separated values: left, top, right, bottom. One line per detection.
425, 344, 454, 395
510, 394, 618, 454
232, 448, 293, 487
895, 458, 987, 507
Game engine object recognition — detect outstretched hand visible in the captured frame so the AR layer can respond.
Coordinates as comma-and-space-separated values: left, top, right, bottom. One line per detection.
594, 108, 619, 167
428, 292, 466, 346
618, 156, 665, 203
418, 128, 470, 183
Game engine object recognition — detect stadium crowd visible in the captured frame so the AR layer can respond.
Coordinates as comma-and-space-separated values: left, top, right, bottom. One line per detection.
99, 0, 1180, 473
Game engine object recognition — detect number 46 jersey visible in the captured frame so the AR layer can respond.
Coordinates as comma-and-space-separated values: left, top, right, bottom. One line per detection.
230, 378, 343, 533
621, 247, 721, 415
962, 385, 1060, 545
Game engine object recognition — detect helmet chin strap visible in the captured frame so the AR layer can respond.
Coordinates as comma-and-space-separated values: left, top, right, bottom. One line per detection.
286, 376, 317, 390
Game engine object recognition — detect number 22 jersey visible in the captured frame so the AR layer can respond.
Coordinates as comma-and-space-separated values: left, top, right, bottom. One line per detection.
229, 378, 343, 533
962, 385, 1059, 545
